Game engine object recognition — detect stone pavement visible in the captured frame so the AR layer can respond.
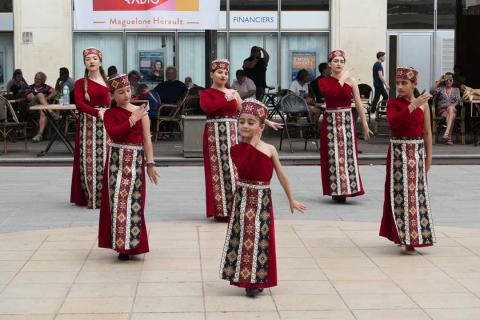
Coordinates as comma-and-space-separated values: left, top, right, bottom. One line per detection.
2, 220, 480, 319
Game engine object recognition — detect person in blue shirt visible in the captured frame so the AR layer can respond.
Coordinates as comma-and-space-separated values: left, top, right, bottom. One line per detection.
371, 51, 389, 113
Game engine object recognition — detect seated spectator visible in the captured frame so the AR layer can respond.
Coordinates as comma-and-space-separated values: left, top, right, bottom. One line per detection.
431, 72, 461, 145
54, 67, 74, 103
6, 69, 29, 120
184, 76, 197, 90
136, 83, 161, 120
232, 69, 256, 99
107, 65, 118, 78
145, 60, 164, 84
310, 63, 330, 103
289, 69, 320, 122
26, 72, 57, 142
153, 66, 187, 104
128, 70, 142, 96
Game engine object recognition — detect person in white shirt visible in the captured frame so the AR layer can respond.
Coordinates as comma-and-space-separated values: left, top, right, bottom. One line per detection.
232, 69, 256, 99
288, 68, 319, 121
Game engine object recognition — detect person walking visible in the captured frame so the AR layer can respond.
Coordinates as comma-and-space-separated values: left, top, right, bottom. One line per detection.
371, 51, 389, 114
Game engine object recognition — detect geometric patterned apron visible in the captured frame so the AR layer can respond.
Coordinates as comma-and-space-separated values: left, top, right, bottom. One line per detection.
79, 109, 108, 209
107, 143, 144, 251
390, 137, 435, 246
206, 117, 238, 218
325, 108, 361, 196
220, 180, 273, 286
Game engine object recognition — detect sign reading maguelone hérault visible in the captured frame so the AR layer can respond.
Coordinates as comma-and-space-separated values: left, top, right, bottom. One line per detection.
74, 0, 220, 30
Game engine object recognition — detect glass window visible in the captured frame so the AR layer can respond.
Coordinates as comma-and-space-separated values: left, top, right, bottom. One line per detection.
179, 33, 205, 87
126, 32, 174, 87
0, 0, 12, 13
0, 33, 13, 88
229, 33, 278, 88
280, 33, 329, 89
230, 0, 277, 11
437, 0, 456, 29
73, 32, 124, 80
387, 0, 434, 29
220, 0, 227, 10
217, 32, 227, 60
281, 0, 329, 11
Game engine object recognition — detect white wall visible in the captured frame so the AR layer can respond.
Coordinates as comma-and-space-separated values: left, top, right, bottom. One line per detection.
13, 0, 73, 86
330, 0, 387, 88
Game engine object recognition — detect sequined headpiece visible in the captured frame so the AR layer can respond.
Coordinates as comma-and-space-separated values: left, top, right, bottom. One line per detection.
240, 98, 268, 123
107, 74, 130, 92
211, 59, 230, 72
83, 47, 103, 59
328, 50, 345, 61
396, 67, 418, 84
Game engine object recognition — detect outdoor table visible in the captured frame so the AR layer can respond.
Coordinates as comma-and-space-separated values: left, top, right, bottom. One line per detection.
30, 104, 76, 156
465, 98, 480, 144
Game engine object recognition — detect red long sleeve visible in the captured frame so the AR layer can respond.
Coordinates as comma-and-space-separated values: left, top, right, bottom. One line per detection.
103, 108, 132, 141
199, 88, 238, 117
386, 99, 412, 130
74, 80, 100, 117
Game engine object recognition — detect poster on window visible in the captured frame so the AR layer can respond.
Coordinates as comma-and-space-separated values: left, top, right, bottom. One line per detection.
139, 50, 165, 85
73, 0, 220, 30
290, 51, 316, 82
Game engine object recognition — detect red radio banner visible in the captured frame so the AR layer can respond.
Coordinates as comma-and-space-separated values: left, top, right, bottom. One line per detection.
92, 0, 198, 11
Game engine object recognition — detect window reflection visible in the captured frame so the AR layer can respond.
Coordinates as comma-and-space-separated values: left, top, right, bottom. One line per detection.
230, 0, 278, 11
387, 0, 434, 29
281, 0, 329, 11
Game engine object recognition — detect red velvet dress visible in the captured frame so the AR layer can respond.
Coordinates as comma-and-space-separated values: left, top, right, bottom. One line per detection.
318, 76, 364, 197
98, 107, 149, 255
70, 79, 110, 209
220, 143, 277, 289
199, 88, 239, 219
379, 97, 435, 247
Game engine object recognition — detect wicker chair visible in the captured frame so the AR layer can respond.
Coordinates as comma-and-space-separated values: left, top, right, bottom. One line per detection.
0, 95, 28, 153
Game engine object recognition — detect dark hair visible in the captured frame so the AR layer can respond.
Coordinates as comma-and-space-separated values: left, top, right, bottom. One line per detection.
12, 69, 26, 83
128, 70, 141, 78
235, 69, 246, 78
376, 51, 386, 59
445, 72, 454, 77
107, 65, 118, 77
250, 46, 260, 56
138, 83, 149, 93
295, 69, 309, 82
318, 63, 328, 74
59, 67, 69, 75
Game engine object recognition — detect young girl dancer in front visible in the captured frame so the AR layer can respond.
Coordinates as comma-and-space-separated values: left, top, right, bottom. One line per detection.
220, 99, 306, 297
379, 67, 435, 254
98, 74, 159, 261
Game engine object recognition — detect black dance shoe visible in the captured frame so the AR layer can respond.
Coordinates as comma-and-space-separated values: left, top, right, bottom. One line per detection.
118, 253, 130, 261
332, 196, 347, 204
245, 288, 264, 298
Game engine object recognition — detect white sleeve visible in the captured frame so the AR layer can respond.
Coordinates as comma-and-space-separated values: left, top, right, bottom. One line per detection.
247, 78, 256, 91
289, 81, 299, 95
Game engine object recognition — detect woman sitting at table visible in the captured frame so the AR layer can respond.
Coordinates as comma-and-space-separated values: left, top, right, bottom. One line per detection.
430, 72, 461, 145
288, 69, 320, 122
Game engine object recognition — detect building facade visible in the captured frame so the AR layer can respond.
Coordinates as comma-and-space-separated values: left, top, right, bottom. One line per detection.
0, 0, 456, 93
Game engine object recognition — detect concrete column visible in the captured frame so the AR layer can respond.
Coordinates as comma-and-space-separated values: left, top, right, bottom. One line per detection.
13, 0, 73, 85
330, 0, 387, 87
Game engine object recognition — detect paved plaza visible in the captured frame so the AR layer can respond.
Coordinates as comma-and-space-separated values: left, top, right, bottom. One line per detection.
0, 165, 479, 319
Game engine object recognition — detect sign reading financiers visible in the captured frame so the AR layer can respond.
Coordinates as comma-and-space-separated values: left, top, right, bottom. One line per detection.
74, 0, 220, 30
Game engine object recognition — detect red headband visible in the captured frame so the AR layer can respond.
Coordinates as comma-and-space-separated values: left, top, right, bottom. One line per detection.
396, 67, 418, 83
240, 99, 268, 123
83, 47, 103, 59
329, 50, 345, 61
107, 74, 130, 92
211, 59, 230, 72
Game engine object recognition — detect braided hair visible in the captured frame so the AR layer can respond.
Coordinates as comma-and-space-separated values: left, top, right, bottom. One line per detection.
83, 64, 108, 102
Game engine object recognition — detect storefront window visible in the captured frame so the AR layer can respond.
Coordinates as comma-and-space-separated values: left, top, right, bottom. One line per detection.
0, 33, 13, 88
229, 32, 278, 88
217, 33, 227, 60
281, 0, 329, 11
0, 0, 12, 12
438, 0, 456, 29
280, 33, 329, 89
220, 0, 227, 10
230, 0, 277, 11
388, 0, 434, 29
179, 33, 205, 87
73, 32, 124, 80
126, 33, 174, 87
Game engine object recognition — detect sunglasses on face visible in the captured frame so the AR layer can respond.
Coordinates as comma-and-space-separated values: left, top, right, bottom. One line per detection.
445, 78, 453, 82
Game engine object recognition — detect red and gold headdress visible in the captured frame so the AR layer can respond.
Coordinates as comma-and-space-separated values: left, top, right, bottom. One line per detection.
240, 98, 268, 123
83, 47, 103, 59
396, 67, 418, 83
328, 50, 345, 61
211, 59, 230, 72
107, 74, 130, 92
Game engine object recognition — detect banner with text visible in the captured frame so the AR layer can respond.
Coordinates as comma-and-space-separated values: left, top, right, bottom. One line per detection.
291, 51, 317, 82
74, 0, 220, 30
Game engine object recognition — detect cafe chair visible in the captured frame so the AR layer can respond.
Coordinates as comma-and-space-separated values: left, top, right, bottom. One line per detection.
0, 95, 28, 153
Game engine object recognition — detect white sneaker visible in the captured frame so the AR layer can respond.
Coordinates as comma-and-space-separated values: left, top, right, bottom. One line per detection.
32, 133, 43, 142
